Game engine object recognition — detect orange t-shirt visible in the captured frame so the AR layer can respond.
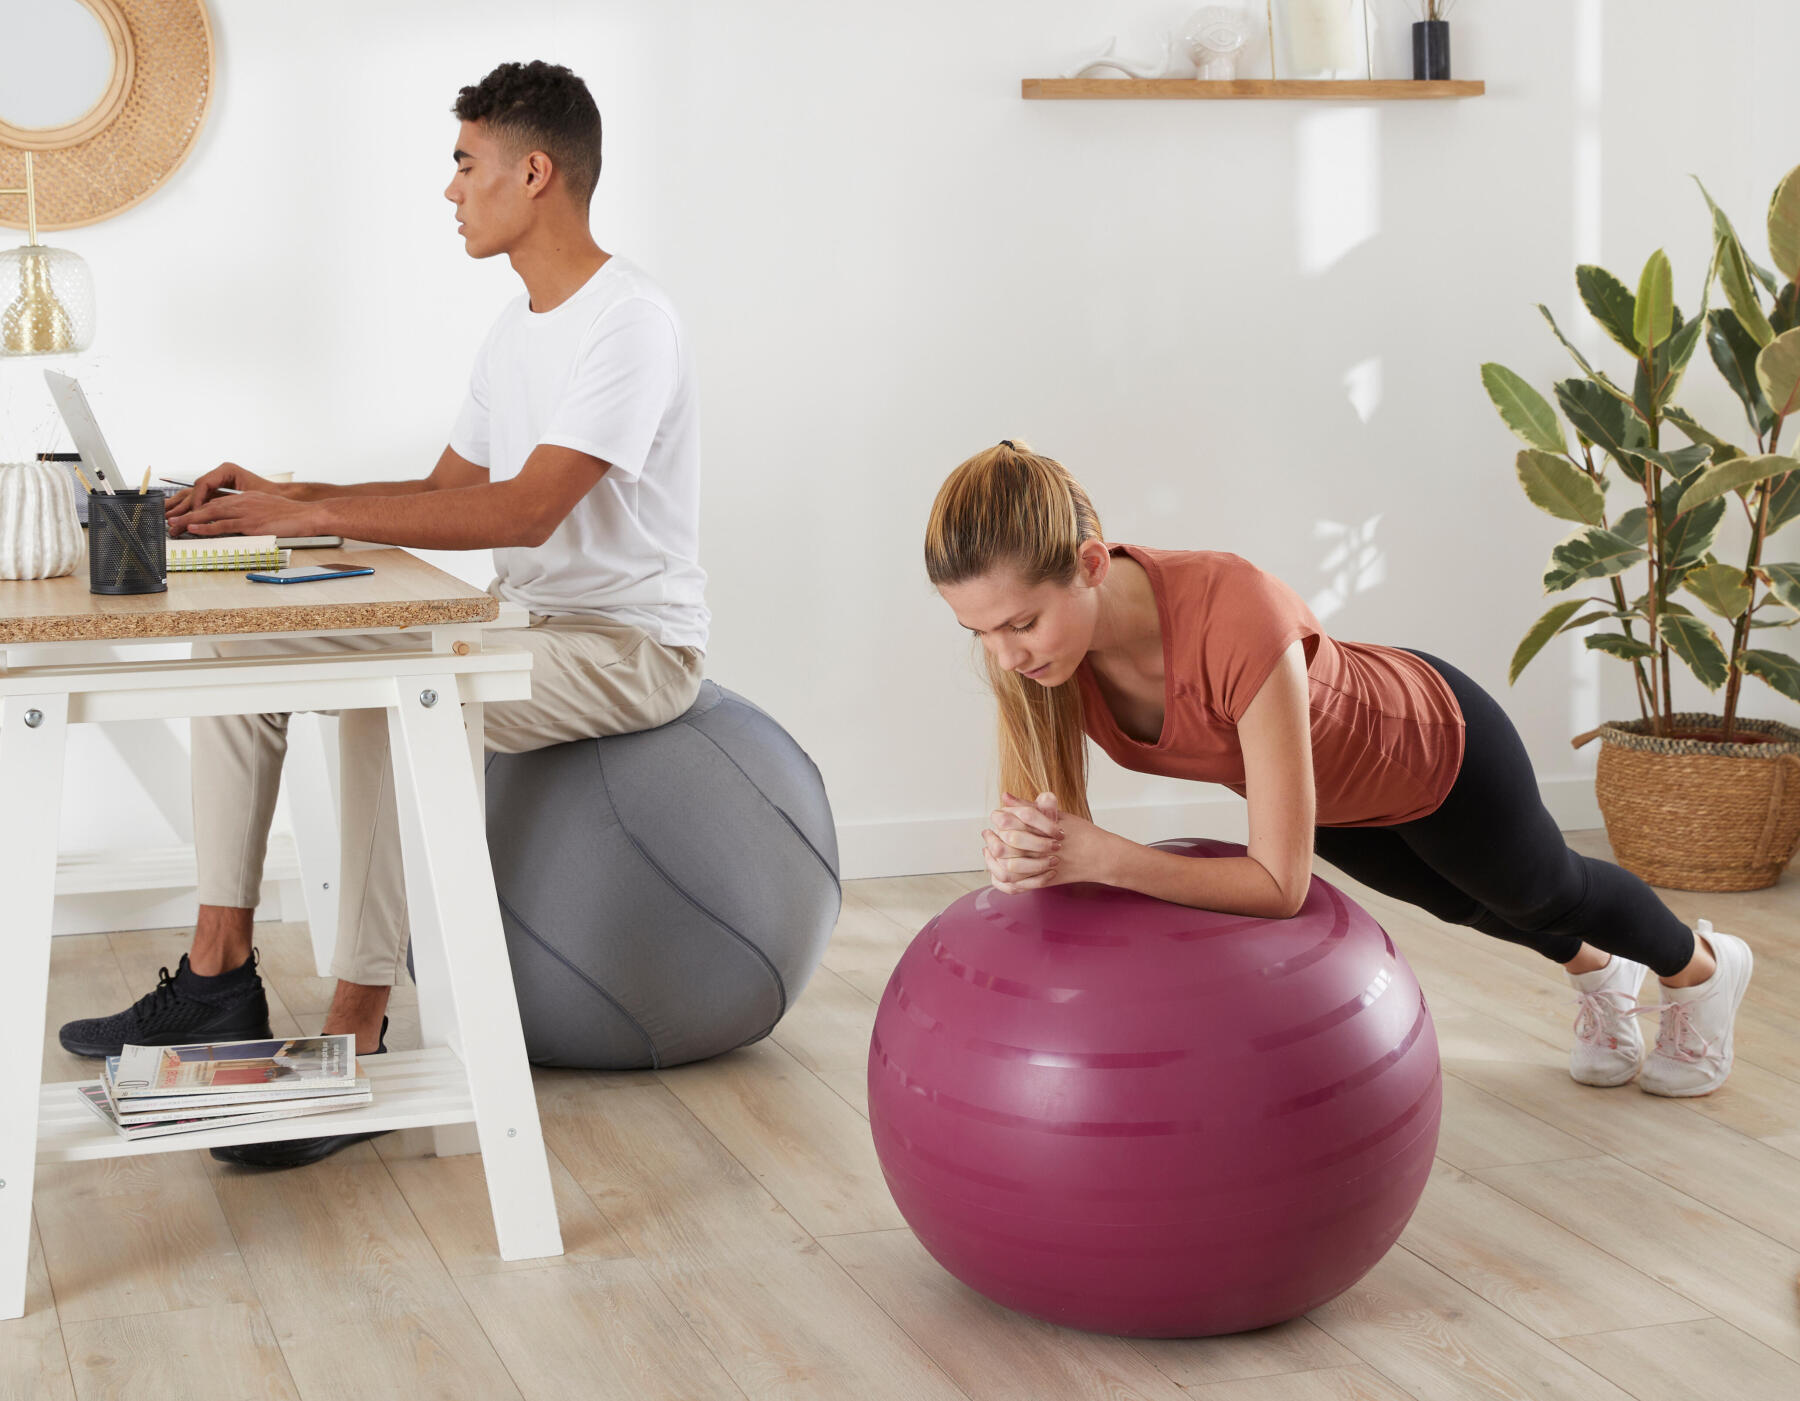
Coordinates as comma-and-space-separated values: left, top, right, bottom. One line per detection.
1076, 545, 1466, 828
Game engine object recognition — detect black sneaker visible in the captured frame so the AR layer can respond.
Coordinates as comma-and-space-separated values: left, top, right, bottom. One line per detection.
58, 951, 272, 1059
210, 1017, 388, 1170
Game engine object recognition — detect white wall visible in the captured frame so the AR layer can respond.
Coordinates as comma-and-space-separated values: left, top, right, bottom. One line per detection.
4, 0, 1798, 892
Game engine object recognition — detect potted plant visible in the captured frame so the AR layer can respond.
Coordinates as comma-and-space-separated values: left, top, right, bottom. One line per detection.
1482, 164, 1800, 892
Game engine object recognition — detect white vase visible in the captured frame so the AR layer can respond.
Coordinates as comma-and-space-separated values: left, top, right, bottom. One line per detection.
0, 460, 83, 580
1280, 0, 1366, 79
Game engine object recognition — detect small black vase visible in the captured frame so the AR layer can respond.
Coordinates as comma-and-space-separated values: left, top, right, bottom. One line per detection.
1412, 20, 1451, 80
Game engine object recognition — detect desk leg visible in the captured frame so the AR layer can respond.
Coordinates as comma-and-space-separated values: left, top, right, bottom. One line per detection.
387, 677, 561, 1261
0, 694, 69, 1321
284, 714, 341, 979
393, 698, 476, 1158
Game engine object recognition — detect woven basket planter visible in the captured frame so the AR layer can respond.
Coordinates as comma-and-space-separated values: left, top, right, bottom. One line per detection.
1575, 714, 1800, 892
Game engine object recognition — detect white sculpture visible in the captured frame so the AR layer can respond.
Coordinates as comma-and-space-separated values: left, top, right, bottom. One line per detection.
1183, 6, 1254, 80
1063, 32, 1183, 81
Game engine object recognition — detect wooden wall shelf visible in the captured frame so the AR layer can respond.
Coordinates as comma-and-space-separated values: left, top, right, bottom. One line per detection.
1021, 79, 1485, 101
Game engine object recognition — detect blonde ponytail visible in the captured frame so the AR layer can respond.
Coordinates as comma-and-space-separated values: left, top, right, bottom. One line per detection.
924, 441, 1103, 821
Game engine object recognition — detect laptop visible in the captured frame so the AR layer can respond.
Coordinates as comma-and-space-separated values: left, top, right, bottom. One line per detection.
43, 369, 342, 548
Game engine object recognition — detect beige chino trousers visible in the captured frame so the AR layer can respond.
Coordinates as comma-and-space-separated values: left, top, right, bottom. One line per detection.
191, 607, 703, 986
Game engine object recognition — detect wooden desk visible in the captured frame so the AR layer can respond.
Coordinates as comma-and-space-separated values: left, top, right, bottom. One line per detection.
0, 548, 563, 1321
0, 547, 498, 644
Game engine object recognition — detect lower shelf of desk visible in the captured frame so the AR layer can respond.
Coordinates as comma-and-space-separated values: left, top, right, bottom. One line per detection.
38, 1047, 474, 1162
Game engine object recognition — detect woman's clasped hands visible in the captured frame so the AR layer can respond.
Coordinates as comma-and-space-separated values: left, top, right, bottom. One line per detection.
982, 791, 1119, 894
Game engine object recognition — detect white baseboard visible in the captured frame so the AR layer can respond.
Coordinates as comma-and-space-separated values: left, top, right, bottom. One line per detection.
48, 780, 1604, 928
834, 797, 1249, 880
1539, 776, 1605, 832
834, 777, 1605, 881
52, 836, 301, 937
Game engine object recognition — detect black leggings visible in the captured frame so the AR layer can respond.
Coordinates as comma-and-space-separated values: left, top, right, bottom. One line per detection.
1312, 651, 1696, 978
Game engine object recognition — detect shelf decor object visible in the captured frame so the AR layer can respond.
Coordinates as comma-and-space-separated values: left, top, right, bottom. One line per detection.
0, 153, 96, 356
1027, 0, 1480, 99
0, 0, 214, 232
0, 460, 82, 580
1184, 7, 1255, 80
1412, 1, 1461, 80
1274, 0, 1371, 80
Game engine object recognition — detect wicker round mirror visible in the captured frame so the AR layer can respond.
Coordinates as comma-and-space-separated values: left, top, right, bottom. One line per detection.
0, 0, 213, 231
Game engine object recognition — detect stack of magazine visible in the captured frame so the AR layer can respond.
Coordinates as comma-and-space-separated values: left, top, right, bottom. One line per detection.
80, 1034, 372, 1141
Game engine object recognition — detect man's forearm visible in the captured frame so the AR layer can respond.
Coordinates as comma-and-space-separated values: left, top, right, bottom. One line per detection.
309, 479, 551, 550
286, 478, 438, 503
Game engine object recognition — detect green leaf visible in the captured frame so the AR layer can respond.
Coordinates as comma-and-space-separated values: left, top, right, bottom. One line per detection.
1762, 562, 1800, 611
1739, 647, 1800, 702
1613, 507, 1647, 548
1707, 309, 1778, 438
1719, 234, 1776, 347
1696, 176, 1780, 293
1658, 613, 1730, 690
1543, 528, 1649, 593
1768, 164, 1800, 283
1556, 378, 1644, 461
1585, 632, 1656, 660
1563, 608, 1621, 631
1755, 328, 1800, 420
1617, 441, 1713, 490
1767, 471, 1800, 533
1675, 454, 1795, 514
1634, 249, 1675, 348
1666, 443, 1714, 484
1683, 562, 1754, 620
1537, 305, 1638, 406
1664, 495, 1727, 571
1652, 308, 1708, 408
1576, 265, 1640, 355
1510, 599, 1588, 683
1774, 282, 1800, 336
1482, 364, 1565, 452
1516, 449, 1606, 525
1662, 405, 1738, 455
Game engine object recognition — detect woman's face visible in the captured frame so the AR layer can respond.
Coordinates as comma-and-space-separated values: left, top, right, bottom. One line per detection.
938, 548, 1107, 687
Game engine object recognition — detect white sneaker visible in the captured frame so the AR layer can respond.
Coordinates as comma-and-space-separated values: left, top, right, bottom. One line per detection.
1639, 921, 1755, 1098
1568, 954, 1648, 1086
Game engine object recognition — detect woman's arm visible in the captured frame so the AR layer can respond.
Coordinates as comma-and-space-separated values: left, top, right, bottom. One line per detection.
985, 639, 1318, 918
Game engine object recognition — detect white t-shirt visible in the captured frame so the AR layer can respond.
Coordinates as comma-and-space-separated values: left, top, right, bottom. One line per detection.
449, 256, 709, 649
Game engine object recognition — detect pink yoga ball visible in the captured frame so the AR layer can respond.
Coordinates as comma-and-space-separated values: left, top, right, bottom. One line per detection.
867, 839, 1441, 1337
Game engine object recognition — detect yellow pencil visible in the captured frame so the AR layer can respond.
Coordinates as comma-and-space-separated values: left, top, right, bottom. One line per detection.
70, 461, 97, 494
139, 464, 152, 494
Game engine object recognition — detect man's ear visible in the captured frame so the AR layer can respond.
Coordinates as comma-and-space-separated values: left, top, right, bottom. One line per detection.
522, 150, 555, 200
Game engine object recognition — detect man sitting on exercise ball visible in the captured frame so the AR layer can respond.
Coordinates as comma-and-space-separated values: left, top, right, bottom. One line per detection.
59, 60, 709, 1166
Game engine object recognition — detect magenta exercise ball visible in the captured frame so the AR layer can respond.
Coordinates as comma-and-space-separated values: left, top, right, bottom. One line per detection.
867, 839, 1441, 1337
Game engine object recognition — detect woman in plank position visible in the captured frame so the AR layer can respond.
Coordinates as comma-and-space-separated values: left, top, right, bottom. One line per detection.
924, 440, 1753, 1096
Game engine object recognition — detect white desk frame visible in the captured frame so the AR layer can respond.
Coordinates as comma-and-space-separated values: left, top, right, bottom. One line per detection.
0, 615, 564, 1320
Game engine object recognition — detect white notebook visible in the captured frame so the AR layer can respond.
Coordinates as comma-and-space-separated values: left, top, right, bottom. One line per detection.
165, 535, 285, 572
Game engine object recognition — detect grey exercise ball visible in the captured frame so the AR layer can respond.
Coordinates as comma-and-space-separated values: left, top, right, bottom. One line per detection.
482, 681, 841, 1070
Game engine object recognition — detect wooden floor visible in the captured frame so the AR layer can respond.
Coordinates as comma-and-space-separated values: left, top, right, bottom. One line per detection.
7, 831, 1799, 1400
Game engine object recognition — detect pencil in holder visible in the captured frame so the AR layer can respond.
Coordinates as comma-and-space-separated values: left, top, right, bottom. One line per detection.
87, 490, 168, 595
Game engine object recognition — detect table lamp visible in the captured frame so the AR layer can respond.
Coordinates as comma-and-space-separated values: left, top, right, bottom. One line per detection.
0, 152, 97, 356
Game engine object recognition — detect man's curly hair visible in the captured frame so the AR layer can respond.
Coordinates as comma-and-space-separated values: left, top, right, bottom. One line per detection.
453, 61, 602, 208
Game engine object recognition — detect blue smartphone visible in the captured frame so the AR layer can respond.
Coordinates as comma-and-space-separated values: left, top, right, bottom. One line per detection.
246, 565, 376, 584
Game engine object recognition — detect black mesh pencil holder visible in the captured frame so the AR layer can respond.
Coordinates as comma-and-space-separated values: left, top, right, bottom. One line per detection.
87, 490, 168, 595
